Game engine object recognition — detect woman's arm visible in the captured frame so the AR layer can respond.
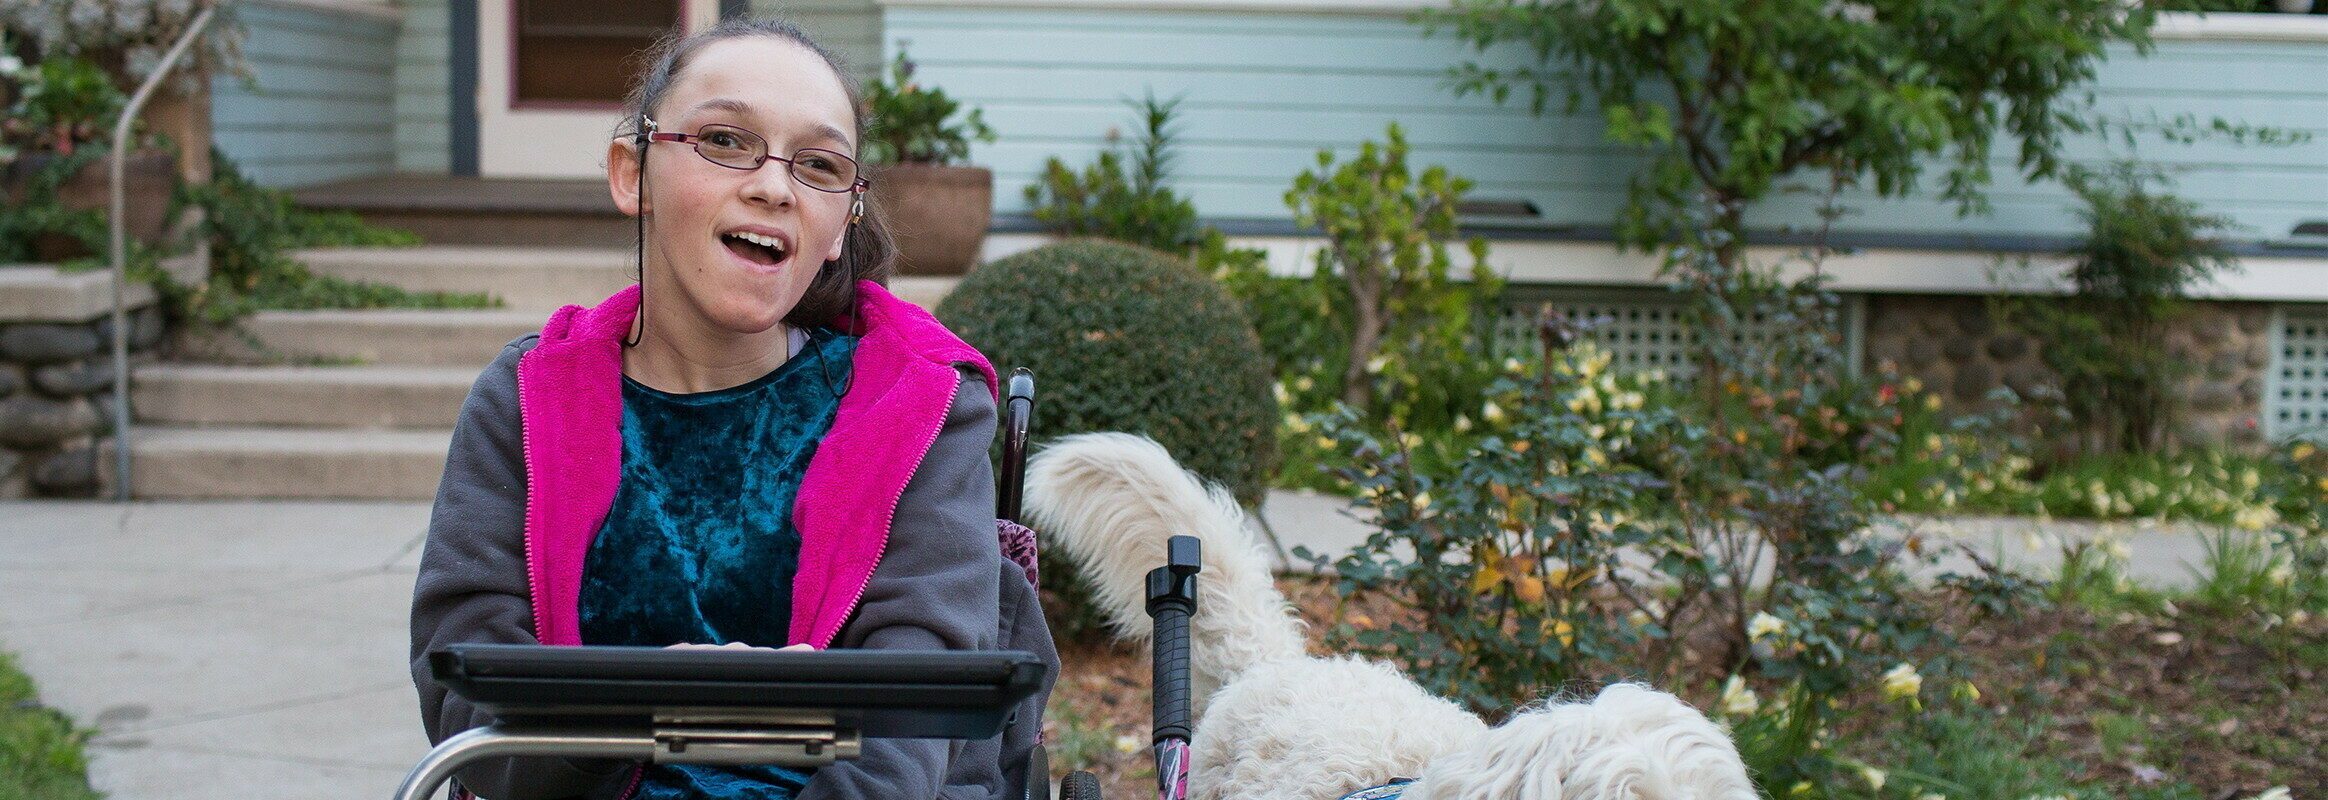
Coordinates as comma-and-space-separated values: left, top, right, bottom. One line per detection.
801, 370, 1004, 800
409, 338, 631, 800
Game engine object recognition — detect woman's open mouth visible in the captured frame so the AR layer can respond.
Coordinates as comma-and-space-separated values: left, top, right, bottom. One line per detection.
722, 230, 789, 267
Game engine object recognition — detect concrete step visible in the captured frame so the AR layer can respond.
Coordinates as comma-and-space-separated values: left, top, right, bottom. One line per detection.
117, 426, 450, 500
290, 175, 628, 247
133, 364, 477, 429
297, 246, 632, 313
887, 275, 960, 313
182, 308, 540, 367
298, 247, 961, 314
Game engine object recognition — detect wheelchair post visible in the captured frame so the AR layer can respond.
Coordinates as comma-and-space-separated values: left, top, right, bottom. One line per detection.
1145, 535, 1200, 800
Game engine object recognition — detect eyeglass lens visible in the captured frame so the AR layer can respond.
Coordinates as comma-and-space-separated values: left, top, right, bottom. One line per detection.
692, 124, 858, 192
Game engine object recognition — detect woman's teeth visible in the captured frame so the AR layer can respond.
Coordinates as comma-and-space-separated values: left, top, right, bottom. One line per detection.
723, 231, 787, 264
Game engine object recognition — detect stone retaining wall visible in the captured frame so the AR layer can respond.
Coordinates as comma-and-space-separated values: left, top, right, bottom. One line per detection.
1862, 294, 2272, 450
0, 267, 162, 497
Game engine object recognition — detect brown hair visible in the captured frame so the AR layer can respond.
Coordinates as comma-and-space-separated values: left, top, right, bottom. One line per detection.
620, 17, 892, 330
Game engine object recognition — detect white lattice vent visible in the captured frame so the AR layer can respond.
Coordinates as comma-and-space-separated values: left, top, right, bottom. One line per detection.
1505, 296, 1696, 375
2269, 306, 2328, 441
1494, 292, 1837, 378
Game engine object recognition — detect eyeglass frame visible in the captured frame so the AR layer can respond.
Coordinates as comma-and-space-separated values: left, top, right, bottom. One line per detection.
638, 116, 872, 195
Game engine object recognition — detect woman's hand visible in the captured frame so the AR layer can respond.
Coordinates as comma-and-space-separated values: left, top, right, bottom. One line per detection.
663, 642, 817, 651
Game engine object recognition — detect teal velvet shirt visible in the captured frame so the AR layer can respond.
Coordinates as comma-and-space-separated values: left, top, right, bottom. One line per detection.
579, 329, 857, 800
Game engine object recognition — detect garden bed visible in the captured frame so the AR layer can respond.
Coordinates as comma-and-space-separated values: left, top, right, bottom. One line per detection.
1042, 575, 2326, 800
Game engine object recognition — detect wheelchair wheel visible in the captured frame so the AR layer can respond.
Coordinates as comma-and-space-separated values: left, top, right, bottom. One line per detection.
1060, 770, 1104, 800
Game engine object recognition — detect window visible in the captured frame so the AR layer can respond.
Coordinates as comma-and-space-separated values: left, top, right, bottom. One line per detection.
514, 0, 679, 105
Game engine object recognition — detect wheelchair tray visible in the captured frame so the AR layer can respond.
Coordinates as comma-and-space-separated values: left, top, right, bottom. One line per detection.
431, 644, 1048, 739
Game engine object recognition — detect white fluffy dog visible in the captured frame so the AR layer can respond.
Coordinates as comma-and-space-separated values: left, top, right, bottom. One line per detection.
1023, 433, 1757, 800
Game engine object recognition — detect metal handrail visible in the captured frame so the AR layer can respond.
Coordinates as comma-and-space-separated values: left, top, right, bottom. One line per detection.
110, 3, 218, 501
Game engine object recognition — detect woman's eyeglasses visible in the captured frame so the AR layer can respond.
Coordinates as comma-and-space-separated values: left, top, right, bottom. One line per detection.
642, 118, 867, 194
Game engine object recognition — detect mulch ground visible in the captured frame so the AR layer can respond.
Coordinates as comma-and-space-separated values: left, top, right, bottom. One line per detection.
1040, 576, 2327, 799
1946, 603, 2328, 798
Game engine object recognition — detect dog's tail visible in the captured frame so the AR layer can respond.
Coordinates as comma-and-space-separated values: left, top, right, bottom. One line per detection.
1023, 432, 1308, 690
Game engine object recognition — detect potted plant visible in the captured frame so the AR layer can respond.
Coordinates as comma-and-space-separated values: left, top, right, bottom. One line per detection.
0, 54, 175, 263
862, 47, 997, 275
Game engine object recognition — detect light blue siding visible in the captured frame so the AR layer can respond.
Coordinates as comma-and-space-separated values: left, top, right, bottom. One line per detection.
886, 6, 2328, 244
755, 0, 885, 88
396, 0, 452, 174
211, 1, 400, 187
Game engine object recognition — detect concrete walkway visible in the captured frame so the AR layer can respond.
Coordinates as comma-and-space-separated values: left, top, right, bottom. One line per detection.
1255, 489, 2239, 584
1, 502, 429, 800
0, 496, 2239, 800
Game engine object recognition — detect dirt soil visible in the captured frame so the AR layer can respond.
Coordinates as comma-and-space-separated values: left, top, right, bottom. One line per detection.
1041, 577, 2327, 800
1946, 603, 2328, 798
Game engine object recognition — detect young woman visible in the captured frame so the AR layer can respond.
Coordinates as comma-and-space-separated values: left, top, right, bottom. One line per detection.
408, 19, 1049, 800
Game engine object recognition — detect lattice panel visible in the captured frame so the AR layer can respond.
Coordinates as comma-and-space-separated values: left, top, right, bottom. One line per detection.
1495, 296, 1699, 375
2269, 306, 2328, 441
1494, 293, 1838, 378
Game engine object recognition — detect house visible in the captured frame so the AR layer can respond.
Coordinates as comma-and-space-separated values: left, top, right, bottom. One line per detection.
211, 0, 2328, 448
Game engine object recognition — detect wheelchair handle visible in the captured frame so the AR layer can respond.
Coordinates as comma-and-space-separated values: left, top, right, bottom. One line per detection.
998, 368, 1035, 523
1146, 535, 1200, 749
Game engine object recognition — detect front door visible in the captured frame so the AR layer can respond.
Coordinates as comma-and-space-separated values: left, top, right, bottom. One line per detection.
477, 0, 716, 178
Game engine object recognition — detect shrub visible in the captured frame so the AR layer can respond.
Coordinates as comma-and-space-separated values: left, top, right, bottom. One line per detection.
940, 240, 1277, 637
1279, 123, 1500, 421
1211, 126, 1503, 492
1023, 91, 1199, 252
1311, 274, 1952, 789
1997, 164, 2238, 456
939, 239, 1276, 504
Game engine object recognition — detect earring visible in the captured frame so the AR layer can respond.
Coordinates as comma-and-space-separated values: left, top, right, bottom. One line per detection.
848, 196, 865, 226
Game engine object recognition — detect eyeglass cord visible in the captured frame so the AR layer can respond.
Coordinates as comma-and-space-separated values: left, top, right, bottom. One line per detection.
624, 123, 649, 350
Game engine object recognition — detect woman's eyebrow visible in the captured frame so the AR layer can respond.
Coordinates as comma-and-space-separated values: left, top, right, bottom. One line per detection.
683, 97, 756, 119
682, 98, 852, 147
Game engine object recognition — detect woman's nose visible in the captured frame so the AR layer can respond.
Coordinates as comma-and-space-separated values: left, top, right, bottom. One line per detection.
740, 158, 798, 206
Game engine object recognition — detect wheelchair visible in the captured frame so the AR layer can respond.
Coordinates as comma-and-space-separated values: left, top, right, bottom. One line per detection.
397, 369, 1199, 800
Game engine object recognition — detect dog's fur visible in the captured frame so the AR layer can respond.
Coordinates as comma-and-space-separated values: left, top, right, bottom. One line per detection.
1024, 433, 1757, 800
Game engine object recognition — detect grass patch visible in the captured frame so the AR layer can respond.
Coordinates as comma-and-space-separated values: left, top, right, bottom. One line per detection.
0, 652, 100, 800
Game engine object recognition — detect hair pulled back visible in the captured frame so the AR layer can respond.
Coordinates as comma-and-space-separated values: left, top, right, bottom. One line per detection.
620, 17, 892, 330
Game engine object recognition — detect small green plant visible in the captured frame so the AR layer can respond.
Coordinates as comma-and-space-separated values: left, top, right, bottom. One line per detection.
1998, 164, 2238, 456
2048, 535, 2174, 616
1308, 338, 1674, 712
2189, 530, 2327, 619
0, 146, 105, 263
1024, 91, 1199, 252
1216, 125, 1504, 496
2, 55, 122, 157
1281, 123, 1501, 420
1039, 702, 1118, 775
860, 47, 993, 165
0, 651, 101, 800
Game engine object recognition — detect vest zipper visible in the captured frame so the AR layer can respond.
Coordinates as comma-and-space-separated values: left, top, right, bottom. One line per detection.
819, 369, 964, 648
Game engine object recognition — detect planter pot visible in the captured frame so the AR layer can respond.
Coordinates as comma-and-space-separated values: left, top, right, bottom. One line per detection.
2, 150, 178, 262
866, 162, 993, 276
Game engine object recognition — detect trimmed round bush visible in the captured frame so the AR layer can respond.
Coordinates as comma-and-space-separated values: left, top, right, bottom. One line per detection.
939, 239, 1278, 505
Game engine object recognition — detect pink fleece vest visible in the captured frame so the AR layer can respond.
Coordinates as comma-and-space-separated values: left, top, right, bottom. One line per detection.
513, 282, 997, 648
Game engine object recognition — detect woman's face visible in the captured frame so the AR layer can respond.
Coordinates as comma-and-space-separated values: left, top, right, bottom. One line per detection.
611, 36, 859, 339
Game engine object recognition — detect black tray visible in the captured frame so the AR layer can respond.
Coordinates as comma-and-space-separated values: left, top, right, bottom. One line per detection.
431, 644, 1048, 739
